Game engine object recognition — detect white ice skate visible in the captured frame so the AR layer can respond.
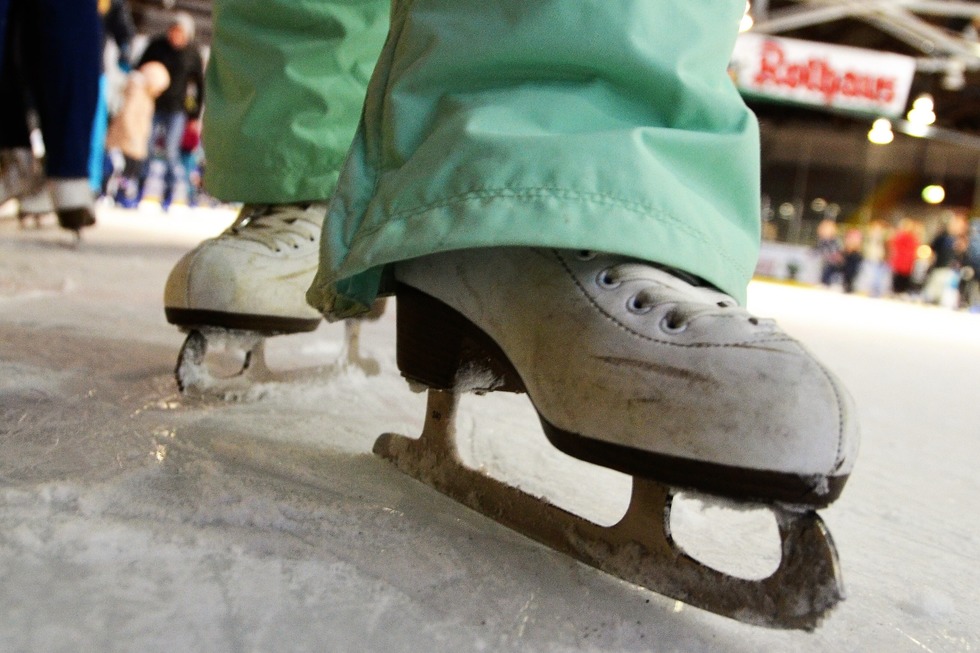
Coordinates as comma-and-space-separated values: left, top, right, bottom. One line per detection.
165, 203, 383, 394
374, 247, 858, 630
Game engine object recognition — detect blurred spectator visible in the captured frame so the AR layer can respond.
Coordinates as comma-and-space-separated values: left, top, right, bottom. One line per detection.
888, 218, 921, 297
178, 118, 202, 206
90, 0, 137, 192
104, 61, 170, 207
815, 218, 844, 287
841, 228, 864, 294
922, 212, 968, 305
960, 218, 980, 311
136, 11, 204, 209
101, 0, 136, 68
0, 0, 103, 234
861, 219, 891, 297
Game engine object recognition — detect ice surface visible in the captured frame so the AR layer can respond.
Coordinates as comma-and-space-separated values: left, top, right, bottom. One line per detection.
1, 206, 979, 652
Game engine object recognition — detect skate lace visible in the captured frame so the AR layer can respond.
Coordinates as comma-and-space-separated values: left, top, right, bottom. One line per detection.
577, 251, 771, 333
226, 204, 321, 252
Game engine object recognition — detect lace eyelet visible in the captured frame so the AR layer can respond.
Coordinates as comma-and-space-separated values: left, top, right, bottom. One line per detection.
576, 250, 598, 261
596, 269, 621, 290
659, 314, 687, 334
626, 294, 654, 315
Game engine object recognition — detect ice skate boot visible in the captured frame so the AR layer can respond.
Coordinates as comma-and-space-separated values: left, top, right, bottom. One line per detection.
165, 203, 384, 394
0, 148, 45, 206
1, 148, 53, 230
375, 247, 858, 630
16, 186, 55, 229
48, 178, 97, 242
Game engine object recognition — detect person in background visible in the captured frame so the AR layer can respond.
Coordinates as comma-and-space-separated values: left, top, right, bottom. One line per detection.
922, 212, 967, 305
176, 117, 202, 207
888, 218, 921, 298
0, 0, 103, 234
104, 61, 170, 208
89, 0, 137, 194
101, 0, 135, 66
841, 227, 864, 294
136, 11, 204, 209
815, 218, 844, 288
861, 219, 891, 297
959, 217, 980, 310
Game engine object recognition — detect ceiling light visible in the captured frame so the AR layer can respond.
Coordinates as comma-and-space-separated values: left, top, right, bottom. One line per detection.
907, 94, 936, 126
922, 184, 945, 204
868, 118, 894, 145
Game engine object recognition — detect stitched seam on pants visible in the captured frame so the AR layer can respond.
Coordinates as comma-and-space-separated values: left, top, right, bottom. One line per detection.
358, 185, 751, 276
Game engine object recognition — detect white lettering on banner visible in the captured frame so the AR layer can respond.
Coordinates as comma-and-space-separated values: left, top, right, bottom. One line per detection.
731, 33, 917, 117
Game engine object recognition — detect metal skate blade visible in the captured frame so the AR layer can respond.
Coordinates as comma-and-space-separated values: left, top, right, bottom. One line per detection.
174, 320, 379, 397
374, 389, 844, 631
175, 329, 272, 395
340, 320, 381, 376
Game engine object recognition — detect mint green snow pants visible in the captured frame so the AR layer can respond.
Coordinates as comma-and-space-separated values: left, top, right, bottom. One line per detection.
202, 0, 389, 203
307, 0, 762, 318
204, 0, 762, 315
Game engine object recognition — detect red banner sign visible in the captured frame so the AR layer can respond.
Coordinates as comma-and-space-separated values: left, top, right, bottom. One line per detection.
731, 33, 917, 117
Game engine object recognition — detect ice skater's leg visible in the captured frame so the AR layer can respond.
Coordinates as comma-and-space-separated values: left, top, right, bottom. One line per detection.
164, 0, 389, 391
311, 1, 856, 626
312, 0, 857, 525
34, 0, 102, 232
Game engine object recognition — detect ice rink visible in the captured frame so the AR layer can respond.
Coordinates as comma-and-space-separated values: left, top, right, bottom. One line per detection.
1, 205, 978, 652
